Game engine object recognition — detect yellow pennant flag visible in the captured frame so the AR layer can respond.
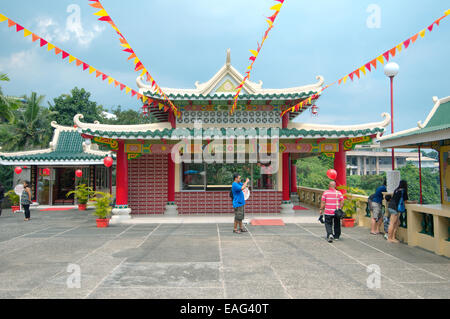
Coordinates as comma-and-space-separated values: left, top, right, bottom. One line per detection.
142, 96, 148, 103
23, 29, 32, 37
140, 68, 147, 77
376, 55, 385, 65
125, 87, 131, 94
359, 66, 366, 76
419, 29, 426, 38
445, 9, 450, 16
343, 75, 348, 84
266, 19, 273, 27
134, 57, 139, 65
249, 50, 259, 57
396, 43, 403, 53
47, 43, 55, 51
94, 9, 108, 17
108, 77, 114, 84
120, 43, 131, 49
270, 3, 282, 11
0, 14, 7, 23
89, 66, 96, 74
69, 55, 76, 63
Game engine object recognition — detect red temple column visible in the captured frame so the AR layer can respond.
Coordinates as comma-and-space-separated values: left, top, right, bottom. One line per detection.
281, 152, 294, 214
334, 140, 347, 189
112, 140, 131, 221
165, 152, 178, 215
291, 160, 298, 193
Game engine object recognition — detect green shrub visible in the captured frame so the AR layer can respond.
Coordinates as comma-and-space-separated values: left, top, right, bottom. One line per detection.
91, 192, 112, 219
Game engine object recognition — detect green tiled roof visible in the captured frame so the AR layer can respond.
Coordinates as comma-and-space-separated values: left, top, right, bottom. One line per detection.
80, 127, 384, 139
0, 130, 107, 163
381, 101, 450, 143
143, 90, 318, 102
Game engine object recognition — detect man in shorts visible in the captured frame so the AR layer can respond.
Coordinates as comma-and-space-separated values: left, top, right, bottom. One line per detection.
369, 180, 387, 235
232, 174, 250, 234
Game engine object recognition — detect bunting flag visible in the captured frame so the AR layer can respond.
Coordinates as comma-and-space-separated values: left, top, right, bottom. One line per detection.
88, 0, 179, 117
281, 9, 450, 117
230, 0, 285, 115
0, 12, 160, 108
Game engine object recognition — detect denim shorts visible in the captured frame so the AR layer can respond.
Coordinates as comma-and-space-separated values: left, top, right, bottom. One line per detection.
388, 208, 399, 215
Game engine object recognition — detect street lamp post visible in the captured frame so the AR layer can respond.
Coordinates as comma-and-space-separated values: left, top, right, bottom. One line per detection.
384, 62, 399, 170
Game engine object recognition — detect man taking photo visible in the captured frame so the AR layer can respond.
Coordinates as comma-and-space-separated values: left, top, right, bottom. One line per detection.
232, 174, 250, 234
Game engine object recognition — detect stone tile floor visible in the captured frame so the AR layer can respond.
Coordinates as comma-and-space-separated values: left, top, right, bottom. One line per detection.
0, 207, 448, 299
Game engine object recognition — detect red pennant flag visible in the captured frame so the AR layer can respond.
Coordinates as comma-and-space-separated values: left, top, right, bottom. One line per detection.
98, 16, 112, 22
389, 47, 396, 57
7, 19, 16, 28
31, 33, 39, 42
62, 51, 69, 59
131, 90, 137, 97
403, 38, 411, 49
120, 84, 126, 90
382, 51, 390, 62
15, 24, 24, 32
365, 62, 372, 72
349, 72, 355, 81
267, 13, 277, 23
82, 63, 89, 71
54, 47, 62, 55
428, 23, 434, 32
114, 80, 119, 87
39, 38, 48, 47
354, 69, 360, 79
102, 74, 108, 81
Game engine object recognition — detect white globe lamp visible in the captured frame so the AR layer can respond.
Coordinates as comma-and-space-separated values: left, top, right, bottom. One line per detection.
384, 62, 399, 78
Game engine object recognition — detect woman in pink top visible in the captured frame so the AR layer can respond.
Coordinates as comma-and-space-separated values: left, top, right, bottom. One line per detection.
320, 181, 344, 243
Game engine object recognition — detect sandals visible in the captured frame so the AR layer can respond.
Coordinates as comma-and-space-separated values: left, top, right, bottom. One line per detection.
233, 229, 241, 234
239, 228, 248, 233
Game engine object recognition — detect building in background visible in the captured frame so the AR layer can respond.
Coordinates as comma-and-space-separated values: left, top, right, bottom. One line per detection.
346, 144, 438, 176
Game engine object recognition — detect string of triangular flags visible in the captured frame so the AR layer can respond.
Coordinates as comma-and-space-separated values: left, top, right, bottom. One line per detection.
280, 9, 450, 117
88, 0, 180, 117
230, 0, 285, 115
0, 12, 165, 106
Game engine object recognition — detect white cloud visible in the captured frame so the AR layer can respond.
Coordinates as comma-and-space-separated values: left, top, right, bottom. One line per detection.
34, 5, 105, 48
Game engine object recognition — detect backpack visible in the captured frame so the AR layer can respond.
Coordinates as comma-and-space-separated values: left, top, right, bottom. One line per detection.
397, 190, 406, 213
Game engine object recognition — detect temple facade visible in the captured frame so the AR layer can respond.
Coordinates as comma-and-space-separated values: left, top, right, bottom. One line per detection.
73, 50, 390, 221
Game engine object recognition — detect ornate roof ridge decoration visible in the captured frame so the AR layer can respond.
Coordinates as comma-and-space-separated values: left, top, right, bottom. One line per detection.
74, 114, 172, 133
288, 113, 391, 132
417, 95, 450, 129
136, 49, 324, 98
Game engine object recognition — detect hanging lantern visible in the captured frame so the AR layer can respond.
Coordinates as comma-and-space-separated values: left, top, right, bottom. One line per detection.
75, 169, 83, 178
103, 156, 113, 168
311, 105, 319, 117
14, 167, 22, 175
43, 168, 50, 176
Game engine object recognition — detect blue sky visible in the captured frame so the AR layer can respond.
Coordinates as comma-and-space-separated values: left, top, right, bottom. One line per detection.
0, 0, 449, 132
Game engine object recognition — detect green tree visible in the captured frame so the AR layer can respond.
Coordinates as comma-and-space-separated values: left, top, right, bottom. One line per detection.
296, 154, 333, 189
48, 87, 103, 126
101, 105, 156, 125
0, 73, 21, 123
0, 92, 55, 151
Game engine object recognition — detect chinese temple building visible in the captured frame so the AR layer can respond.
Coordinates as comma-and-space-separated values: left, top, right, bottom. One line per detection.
0, 122, 112, 205
73, 50, 390, 222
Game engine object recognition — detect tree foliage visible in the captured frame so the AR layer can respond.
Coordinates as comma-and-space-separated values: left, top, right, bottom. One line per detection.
48, 87, 103, 126
101, 105, 156, 125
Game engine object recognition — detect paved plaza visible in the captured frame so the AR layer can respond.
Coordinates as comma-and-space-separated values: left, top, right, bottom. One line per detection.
0, 207, 449, 299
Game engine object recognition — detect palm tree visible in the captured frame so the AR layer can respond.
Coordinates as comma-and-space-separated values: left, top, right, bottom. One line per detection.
0, 73, 19, 123
0, 92, 56, 151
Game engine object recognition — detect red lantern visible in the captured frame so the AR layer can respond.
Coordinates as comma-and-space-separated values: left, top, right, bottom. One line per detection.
104, 156, 113, 168
327, 169, 337, 180
311, 105, 319, 117
75, 169, 83, 178
43, 168, 50, 176
14, 167, 22, 174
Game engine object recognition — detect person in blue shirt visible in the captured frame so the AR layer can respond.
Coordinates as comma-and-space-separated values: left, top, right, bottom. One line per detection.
369, 179, 387, 235
232, 173, 250, 234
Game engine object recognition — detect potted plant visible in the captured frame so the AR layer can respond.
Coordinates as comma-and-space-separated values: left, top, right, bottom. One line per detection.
66, 184, 94, 210
5, 190, 20, 212
337, 186, 367, 228
91, 191, 112, 228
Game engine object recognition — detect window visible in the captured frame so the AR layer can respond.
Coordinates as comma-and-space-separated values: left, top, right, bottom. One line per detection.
181, 162, 277, 191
